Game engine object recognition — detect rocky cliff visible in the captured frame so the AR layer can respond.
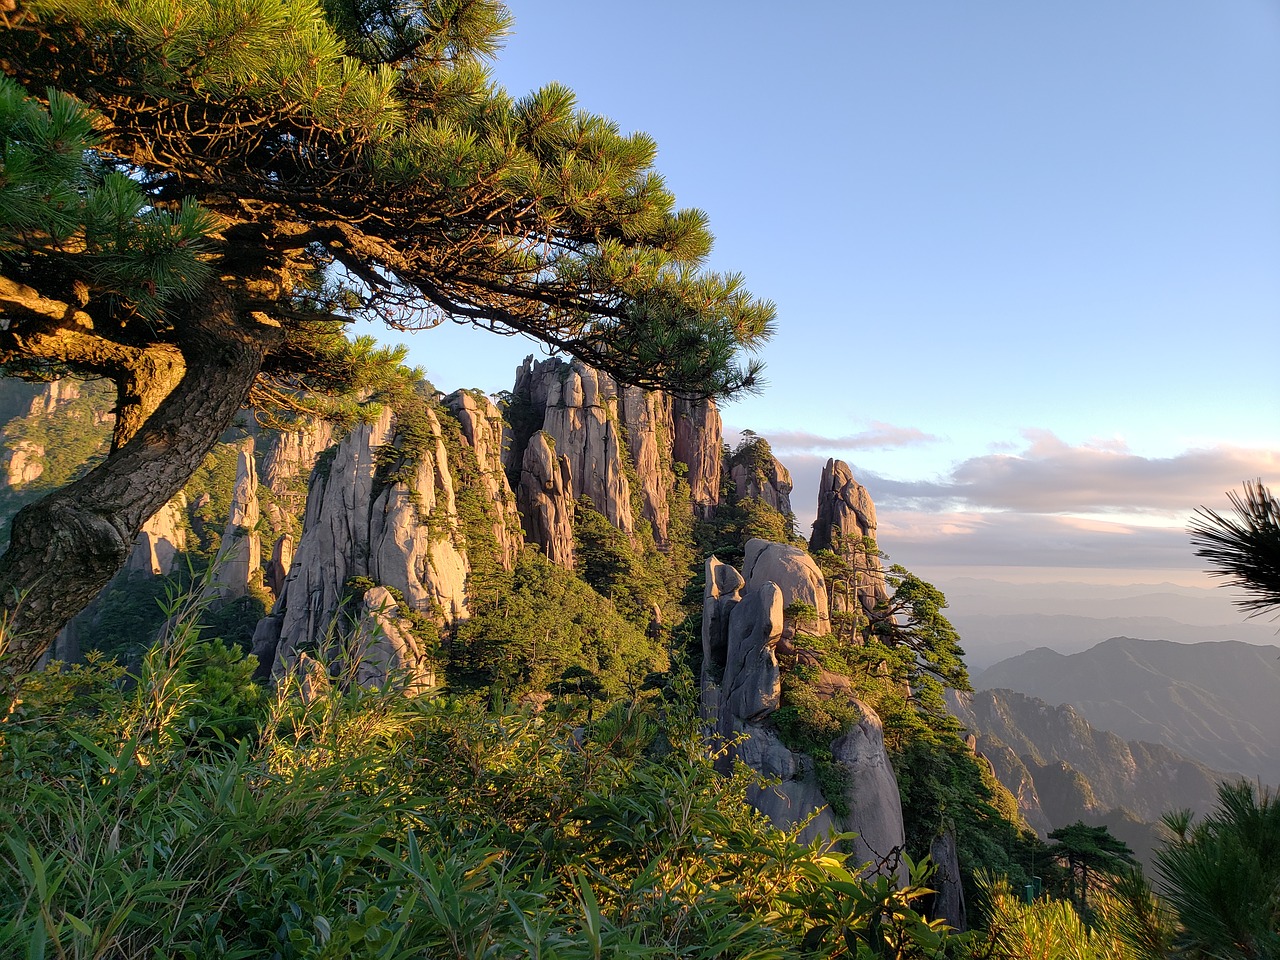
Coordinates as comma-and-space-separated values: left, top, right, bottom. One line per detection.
702, 538, 906, 879
809, 458, 889, 622
503, 356, 723, 558
948, 687, 1233, 835
254, 395, 518, 689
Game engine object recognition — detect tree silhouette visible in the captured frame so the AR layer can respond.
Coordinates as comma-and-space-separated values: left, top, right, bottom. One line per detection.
1189, 479, 1280, 618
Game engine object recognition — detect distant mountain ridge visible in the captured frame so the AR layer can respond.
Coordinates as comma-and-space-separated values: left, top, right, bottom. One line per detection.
973, 637, 1280, 785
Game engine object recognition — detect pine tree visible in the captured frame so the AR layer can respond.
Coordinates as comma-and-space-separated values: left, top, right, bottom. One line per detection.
0, 0, 774, 678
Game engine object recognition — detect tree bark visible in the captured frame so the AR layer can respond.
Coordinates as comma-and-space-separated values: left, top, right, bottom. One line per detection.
0, 285, 277, 686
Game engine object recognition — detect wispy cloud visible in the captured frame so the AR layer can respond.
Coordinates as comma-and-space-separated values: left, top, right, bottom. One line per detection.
724, 422, 941, 454
865, 433, 1278, 515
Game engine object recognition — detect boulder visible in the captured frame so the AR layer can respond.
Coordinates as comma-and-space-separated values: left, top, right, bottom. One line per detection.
928, 828, 967, 931
743, 538, 831, 635
702, 540, 907, 881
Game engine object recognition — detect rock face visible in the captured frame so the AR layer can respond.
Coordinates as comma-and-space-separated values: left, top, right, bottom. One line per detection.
504, 356, 723, 561
350, 586, 437, 694
125, 494, 188, 577
702, 543, 906, 880
444, 390, 520, 570
742, 538, 831, 636
672, 398, 723, 519
261, 419, 335, 531
266, 534, 294, 598
928, 829, 967, 932
4, 440, 44, 487
517, 431, 575, 566
256, 403, 478, 687
211, 440, 262, 600
730, 454, 793, 516
809, 459, 888, 619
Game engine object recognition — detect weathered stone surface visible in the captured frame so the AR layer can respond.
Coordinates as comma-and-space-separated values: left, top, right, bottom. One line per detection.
505, 356, 723, 546
619, 385, 671, 547
743, 538, 831, 636
26, 379, 80, 416
540, 361, 634, 534
517, 431, 575, 566
928, 829, 967, 931
731, 453, 793, 515
261, 420, 335, 534
833, 704, 908, 878
444, 390, 520, 569
672, 397, 723, 518
702, 541, 906, 880
4, 440, 44, 487
266, 533, 294, 598
261, 404, 475, 682
720, 582, 783, 725
125, 494, 188, 577
350, 586, 436, 694
810, 459, 889, 618
211, 440, 261, 599
702, 555, 745, 677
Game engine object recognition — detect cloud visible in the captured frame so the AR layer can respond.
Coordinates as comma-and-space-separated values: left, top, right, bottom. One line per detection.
723, 422, 941, 454
874, 510, 1202, 571
771, 434, 1278, 574
863, 434, 1278, 516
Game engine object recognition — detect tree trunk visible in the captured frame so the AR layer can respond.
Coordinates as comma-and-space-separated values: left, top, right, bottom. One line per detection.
0, 286, 275, 688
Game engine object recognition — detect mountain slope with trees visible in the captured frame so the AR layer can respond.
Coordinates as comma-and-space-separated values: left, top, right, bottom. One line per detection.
973, 637, 1280, 785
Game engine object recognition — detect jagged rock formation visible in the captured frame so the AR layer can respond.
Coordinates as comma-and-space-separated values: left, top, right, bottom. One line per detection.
729, 449, 793, 516
349, 586, 437, 694
266, 534, 293, 597
125, 494, 188, 577
948, 687, 1232, 836
743, 538, 831, 636
255, 403, 475, 687
517, 431, 575, 566
504, 356, 723, 559
672, 398, 722, 518
4, 441, 44, 487
260, 419, 335, 531
809, 459, 889, 619
444, 390, 520, 570
702, 541, 906, 879
210, 440, 262, 600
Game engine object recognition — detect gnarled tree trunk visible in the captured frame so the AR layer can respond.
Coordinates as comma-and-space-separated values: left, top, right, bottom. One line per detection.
0, 286, 277, 687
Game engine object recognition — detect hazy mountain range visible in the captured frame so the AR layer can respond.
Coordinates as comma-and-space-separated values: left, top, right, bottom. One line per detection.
972, 637, 1280, 786
935, 577, 1277, 670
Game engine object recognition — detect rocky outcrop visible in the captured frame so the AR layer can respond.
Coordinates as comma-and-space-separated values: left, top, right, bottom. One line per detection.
672, 397, 723, 518
730, 453, 793, 516
809, 459, 889, 619
517, 431, 575, 566
504, 356, 723, 558
256, 403, 472, 688
266, 534, 294, 598
25, 379, 80, 417
261, 419, 335, 534
702, 543, 906, 880
125, 494, 188, 577
742, 538, 831, 636
211, 440, 261, 600
350, 586, 437, 694
444, 390, 520, 570
928, 829, 967, 931
4, 440, 44, 487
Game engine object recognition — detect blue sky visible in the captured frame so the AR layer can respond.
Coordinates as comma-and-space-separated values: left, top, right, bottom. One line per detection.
383, 2, 1279, 587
